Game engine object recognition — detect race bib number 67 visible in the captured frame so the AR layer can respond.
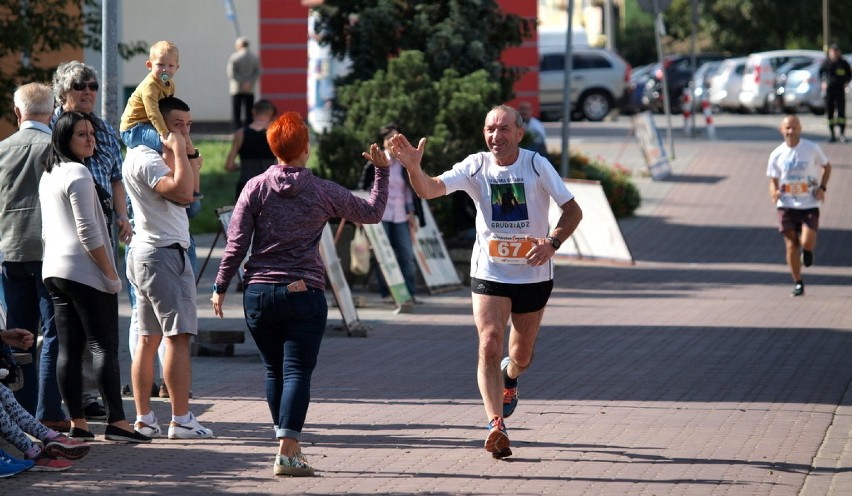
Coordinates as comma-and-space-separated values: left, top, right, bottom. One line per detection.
487, 233, 534, 264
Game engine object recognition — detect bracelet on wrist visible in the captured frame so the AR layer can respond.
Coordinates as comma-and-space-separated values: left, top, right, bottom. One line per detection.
187, 149, 200, 159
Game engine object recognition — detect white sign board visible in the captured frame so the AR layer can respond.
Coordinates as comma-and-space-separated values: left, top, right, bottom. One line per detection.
319, 223, 367, 336
632, 111, 672, 180
550, 179, 634, 264
412, 198, 462, 293
360, 222, 413, 306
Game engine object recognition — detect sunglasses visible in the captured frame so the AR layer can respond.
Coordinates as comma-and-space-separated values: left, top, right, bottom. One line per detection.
72, 81, 99, 91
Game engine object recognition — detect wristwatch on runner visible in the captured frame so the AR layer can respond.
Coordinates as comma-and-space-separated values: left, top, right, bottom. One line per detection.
546, 236, 561, 250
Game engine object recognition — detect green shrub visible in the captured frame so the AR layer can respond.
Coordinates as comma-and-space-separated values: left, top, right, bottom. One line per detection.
551, 151, 641, 218
190, 139, 238, 234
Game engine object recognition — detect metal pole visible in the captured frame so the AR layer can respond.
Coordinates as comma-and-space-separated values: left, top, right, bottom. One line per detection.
653, 0, 675, 159
605, 0, 614, 51
689, 0, 697, 134
560, 0, 575, 178
101, 0, 119, 130
823, 0, 830, 51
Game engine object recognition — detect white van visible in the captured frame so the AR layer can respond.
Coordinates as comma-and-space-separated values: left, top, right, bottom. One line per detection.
738, 49, 824, 113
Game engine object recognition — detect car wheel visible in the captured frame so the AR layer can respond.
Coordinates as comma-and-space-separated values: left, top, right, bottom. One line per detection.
811, 106, 825, 116
579, 90, 612, 121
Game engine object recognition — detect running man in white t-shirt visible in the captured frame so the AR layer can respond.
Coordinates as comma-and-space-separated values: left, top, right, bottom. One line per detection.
389, 105, 583, 458
766, 115, 832, 297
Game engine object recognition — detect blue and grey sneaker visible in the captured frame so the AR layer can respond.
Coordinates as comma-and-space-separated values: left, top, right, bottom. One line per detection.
485, 416, 512, 459
501, 356, 519, 418
0, 449, 34, 478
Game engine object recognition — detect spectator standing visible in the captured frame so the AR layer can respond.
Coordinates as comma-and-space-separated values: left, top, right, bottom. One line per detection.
227, 36, 261, 129
766, 115, 831, 297
52, 60, 131, 422
123, 97, 212, 441
224, 99, 277, 201
819, 43, 852, 143
0, 83, 68, 431
517, 101, 548, 157
40, 111, 151, 443
359, 123, 424, 302
211, 112, 390, 476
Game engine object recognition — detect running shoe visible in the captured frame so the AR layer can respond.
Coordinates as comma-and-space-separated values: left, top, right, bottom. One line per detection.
791, 282, 805, 297
0, 449, 33, 478
802, 250, 814, 267
44, 434, 91, 459
501, 356, 519, 418
274, 452, 315, 477
30, 454, 72, 472
167, 412, 214, 439
485, 416, 512, 459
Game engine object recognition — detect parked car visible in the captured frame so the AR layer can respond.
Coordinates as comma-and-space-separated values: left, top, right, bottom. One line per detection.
772, 58, 823, 112
738, 49, 823, 113
683, 60, 722, 112
621, 63, 653, 115
780, 60, 826, 115
642, 53, 726, 113
709, 57, 747, 112
539, 47, 631, 121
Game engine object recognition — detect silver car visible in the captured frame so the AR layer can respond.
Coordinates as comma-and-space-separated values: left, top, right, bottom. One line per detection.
709, 57, 747, 112
781, 60, 825, 115
539, 47, 630, 122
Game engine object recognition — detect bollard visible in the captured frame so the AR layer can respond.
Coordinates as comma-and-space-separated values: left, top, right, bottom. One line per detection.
701, 99, 716, 140
682, 92, 693, 137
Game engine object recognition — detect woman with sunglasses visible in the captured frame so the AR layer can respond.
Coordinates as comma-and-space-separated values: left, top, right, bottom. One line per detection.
51, 61, 132, 422
39, 111, 150, 444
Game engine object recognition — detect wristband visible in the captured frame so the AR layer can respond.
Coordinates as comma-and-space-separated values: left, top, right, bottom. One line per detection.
187, 149, 200, 159
819, 185, 827, 192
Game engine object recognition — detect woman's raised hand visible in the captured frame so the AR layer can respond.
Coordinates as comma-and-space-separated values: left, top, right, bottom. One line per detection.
362, 143, 390, 168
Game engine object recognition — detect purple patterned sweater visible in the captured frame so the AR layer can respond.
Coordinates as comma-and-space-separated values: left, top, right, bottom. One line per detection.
215, 164, 389, 291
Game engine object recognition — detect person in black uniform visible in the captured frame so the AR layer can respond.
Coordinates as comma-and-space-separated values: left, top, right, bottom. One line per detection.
819, 43, 852, 143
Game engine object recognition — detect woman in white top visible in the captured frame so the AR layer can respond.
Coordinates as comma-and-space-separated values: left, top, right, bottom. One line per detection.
39, 111, 149, 443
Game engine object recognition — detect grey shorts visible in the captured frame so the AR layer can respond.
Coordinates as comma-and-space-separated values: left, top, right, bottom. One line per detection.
127, 244, 197, 337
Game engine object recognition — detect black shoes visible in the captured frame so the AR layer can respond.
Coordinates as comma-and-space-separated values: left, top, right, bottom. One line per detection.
67, 427, 95, 440
791, 281, 804, 297
83, 403, 107, 420
104, 425, 152, 443
802, 250, 814, 267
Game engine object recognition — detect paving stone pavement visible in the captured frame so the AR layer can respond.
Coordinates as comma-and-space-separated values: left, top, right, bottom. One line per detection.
4, 128, 851, 495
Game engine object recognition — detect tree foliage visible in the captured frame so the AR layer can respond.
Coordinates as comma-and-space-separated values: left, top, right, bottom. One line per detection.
310, 1, 531, 236
0, 0, 146, 125
314, 50, 500, 236
311, 0, 532, 104
652, 0, 851, 58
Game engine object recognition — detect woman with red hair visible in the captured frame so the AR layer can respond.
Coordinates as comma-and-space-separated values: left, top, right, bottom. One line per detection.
211, 111, 390, 477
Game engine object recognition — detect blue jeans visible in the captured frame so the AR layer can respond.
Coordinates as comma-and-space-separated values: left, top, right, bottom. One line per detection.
121, 123, 162, 153
1, 262, 65, 421
377, 221, 417, 298
243, 283, 327, 441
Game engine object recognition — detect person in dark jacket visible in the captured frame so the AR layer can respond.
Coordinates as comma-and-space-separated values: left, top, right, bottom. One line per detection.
819, 43, 852, 142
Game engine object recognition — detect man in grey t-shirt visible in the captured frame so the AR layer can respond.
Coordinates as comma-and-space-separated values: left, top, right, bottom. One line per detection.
123, 96, 213, 440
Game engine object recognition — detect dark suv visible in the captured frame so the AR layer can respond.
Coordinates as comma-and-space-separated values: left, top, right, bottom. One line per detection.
642, 53, 726, 113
